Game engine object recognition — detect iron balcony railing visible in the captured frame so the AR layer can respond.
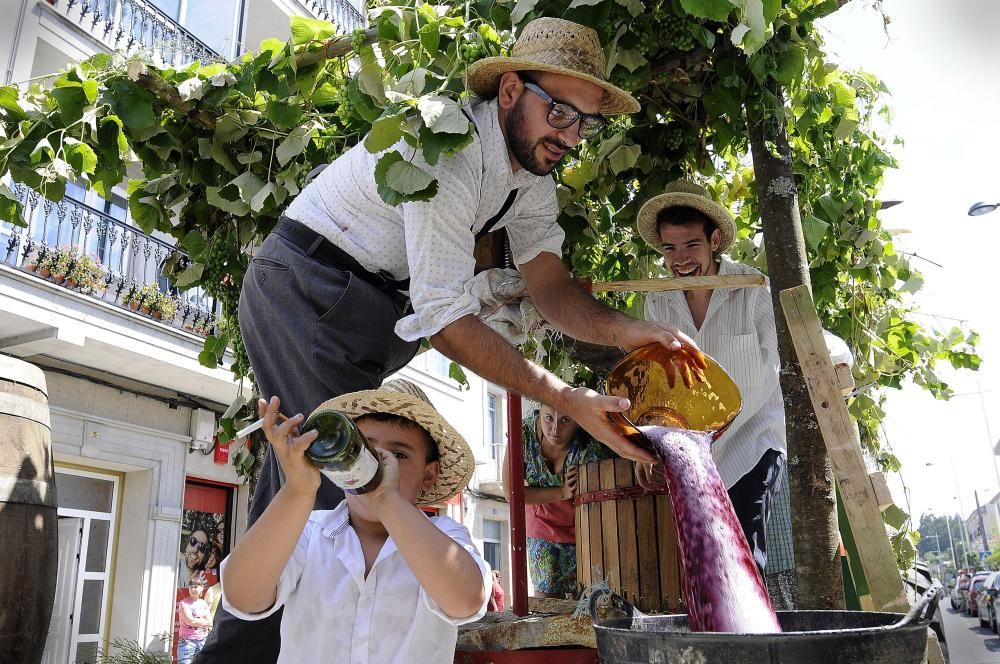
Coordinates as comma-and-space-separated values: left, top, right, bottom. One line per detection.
57, 0, 220, 65
2, 183, 219, 334
299, 0, 366, 33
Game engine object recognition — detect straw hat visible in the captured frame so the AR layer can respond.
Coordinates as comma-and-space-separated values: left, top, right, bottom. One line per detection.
312, 380, 474, 506
636, 181, 737, 253
467, 18, 640, 115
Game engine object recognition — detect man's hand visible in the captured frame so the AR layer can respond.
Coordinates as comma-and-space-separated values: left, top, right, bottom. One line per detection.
635, 461, 668, 492
559, 388, 657, 464
617, 318, 696, 353
259, 396, 320, 498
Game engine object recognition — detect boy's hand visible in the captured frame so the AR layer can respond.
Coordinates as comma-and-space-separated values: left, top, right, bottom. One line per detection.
259, 396, 320, 498
359, 447, 403, 514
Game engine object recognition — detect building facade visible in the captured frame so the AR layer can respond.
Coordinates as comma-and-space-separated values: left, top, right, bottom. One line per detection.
1, 2, 515, 661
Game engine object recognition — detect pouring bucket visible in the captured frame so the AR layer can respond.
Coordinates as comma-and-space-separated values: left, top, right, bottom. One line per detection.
604, 344, 742, 439
589, 587, 940, 664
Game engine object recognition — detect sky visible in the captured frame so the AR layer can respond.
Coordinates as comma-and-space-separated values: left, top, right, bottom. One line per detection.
817, 1, 1000, 532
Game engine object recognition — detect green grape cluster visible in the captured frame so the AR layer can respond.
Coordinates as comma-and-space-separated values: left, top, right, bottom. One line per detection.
459, 35, 484, 62
663, 124, 685, 151
350, 28, 367, 54
334, 86, 354, 125
200, 233, 241, 315
661, 12, 696, 51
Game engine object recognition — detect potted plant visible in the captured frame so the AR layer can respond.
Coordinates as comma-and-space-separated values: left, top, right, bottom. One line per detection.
23, 248, 39, 272
151, 292, 179, 322
68, 253, 104, 293
36, 248, 53, 278
47, 246, 73, 285
136, 284, 161, 315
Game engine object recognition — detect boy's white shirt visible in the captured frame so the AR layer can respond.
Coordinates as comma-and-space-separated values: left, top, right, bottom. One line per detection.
221, 501, 491, 664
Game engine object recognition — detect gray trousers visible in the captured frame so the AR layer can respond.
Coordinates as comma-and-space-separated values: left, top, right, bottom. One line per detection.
194, 231, 420, 664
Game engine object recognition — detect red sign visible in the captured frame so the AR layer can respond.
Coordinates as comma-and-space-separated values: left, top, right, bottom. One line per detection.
213, 437, 230, 464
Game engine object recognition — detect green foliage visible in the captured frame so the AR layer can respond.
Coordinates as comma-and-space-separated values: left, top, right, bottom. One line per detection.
0, 0, 980, 498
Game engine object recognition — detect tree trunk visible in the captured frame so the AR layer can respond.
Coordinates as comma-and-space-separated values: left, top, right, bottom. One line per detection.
747, 103, 845, 610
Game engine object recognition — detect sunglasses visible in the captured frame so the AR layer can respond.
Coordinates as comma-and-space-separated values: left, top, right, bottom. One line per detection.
519, 75, 607, 140
188, 535, 210, 554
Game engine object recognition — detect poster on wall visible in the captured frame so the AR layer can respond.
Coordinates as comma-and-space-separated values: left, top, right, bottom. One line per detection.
175, 480, 232, 663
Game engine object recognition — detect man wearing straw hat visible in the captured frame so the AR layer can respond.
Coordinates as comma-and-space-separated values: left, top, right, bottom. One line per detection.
633, 181, 787, 584
222, 380, 491, 663
207, 17, 694, 664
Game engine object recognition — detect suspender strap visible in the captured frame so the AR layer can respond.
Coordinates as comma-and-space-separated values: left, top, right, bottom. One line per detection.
474, 189, 518, 242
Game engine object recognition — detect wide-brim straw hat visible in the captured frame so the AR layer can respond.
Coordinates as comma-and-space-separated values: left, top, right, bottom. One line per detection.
312, 379, 474, 506
467, 17, 640, 116
636, 181, 737, 253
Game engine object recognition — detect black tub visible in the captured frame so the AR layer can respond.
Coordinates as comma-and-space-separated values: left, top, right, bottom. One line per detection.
590, 587, 940, 664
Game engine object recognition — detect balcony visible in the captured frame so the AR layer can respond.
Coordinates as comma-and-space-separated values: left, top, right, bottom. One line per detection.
46, 0, 221, 65
298, 0, 366, 33
0, 183, 238, 405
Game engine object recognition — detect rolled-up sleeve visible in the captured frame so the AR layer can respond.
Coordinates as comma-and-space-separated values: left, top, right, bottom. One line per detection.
505, 179, 564, 266
220, 520, 313, 621
394, 145, 484, 342
419, 518, 492, 625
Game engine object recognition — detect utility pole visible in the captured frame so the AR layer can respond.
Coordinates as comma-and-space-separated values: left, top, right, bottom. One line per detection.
945, 514, 959, 575
976, 490, 991, 560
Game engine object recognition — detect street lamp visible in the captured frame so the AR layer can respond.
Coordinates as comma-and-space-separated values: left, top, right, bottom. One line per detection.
968, 201, 999, 217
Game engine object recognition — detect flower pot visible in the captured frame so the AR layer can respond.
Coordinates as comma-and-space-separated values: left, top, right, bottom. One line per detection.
38, 268, 51, 278
128, 301, 140, 311
52, 274, 65, 285
66, 278, 78, 289
152, 310, 162, 320
183, 323, 194, 332
140, 305, 151, 316
24, 263, 36, 273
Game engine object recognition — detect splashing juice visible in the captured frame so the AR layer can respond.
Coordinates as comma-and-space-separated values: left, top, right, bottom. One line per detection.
629, 426, 781, 633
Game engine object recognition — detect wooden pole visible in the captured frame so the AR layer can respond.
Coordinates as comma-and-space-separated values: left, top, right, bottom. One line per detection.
780, 285, 908, 612
591, 274, 765, 293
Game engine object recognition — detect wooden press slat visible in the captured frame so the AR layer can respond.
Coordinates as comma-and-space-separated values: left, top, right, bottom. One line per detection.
588, 462, 604, 583
576, 461, 591, 590
614, 459, 640, 604
635, 492, 659, 609
655, 493, 680, 612
599, 459, 620, 589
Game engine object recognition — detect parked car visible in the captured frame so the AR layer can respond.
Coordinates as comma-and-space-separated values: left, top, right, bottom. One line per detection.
983, 572, 1000, 631
968, 571, 991, 617
953, 571, 973, 610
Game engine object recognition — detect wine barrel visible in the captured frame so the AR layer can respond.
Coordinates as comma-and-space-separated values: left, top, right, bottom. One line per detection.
0, 357, 56, 664
575, 458, 681, 613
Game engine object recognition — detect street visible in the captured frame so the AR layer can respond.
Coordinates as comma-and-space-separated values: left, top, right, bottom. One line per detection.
941, 604, 1000, 663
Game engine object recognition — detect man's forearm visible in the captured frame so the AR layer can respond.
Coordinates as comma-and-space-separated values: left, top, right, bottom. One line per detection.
431, 314, 575, 411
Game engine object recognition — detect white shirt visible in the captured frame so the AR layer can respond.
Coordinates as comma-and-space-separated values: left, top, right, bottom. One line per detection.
221, 502, 491, 664
644, 256, 785, 488
285, 97, 565, 342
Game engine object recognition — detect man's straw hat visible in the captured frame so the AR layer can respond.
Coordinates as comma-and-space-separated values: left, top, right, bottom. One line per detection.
312, 380, 474, 506
636, 181, 737, 253
467, 18, 640, 116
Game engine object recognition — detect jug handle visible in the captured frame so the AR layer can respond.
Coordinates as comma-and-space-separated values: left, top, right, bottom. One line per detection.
590, 587, 648, 625
893, 584, 943, 628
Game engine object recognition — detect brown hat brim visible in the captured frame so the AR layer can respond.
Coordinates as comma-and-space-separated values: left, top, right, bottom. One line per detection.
637, 192, 737, 253
467, 57, 640, 115
312, 390, 475, 506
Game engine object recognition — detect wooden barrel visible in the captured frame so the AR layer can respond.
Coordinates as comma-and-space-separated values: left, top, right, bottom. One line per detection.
575, 458, 682, 613
0, 357, 56, 664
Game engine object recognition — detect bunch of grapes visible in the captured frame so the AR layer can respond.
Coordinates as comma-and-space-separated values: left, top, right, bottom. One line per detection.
661, 12, 696, 51
663, 123, 686, 151
350, 28, 368, 55
200, 232, 241, 315
459, 33, 484, 63
334, 85, 354, 126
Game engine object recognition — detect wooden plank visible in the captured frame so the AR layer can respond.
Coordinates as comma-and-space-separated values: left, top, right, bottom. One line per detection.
577, 461, 591, 591
599, 459, 620, 591
592, 274, 765, 293
655, 493, 680, 612
635, 493, 659, 611
588, 463, 604, 584
780, 285, 908, 612
615, 459, 640, 605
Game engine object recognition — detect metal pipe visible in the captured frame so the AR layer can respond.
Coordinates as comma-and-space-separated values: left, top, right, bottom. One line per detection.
506, 390, 528, 616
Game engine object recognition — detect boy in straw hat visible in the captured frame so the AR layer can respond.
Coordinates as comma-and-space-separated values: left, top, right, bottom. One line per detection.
221, 380, 490, 663
633, 181, 786, 583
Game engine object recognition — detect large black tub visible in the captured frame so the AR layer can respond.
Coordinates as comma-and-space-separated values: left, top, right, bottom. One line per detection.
590, 587, 940, 664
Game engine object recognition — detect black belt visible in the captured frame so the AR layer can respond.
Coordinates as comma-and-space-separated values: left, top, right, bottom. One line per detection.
273, 216, 411, 296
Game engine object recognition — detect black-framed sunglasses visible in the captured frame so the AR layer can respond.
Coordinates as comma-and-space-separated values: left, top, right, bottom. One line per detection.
188, 535, 210, 554
519, 75, 607, 140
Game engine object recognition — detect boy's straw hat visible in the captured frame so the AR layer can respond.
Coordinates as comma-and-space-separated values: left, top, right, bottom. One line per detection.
313, 380, 474, 506
636, 180, 737, 253
467, 17, 640, 115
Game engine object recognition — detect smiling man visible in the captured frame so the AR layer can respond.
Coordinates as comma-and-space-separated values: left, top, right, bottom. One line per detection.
635, 181, 786, 581
200, 18, 696, 664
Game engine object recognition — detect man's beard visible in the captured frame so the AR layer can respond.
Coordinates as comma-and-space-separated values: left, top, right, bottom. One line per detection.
505, 99, 569, 176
